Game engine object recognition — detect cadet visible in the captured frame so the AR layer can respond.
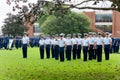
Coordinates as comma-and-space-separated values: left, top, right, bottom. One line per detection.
72, 34, 77, 60
39, 37, 45, 59
77, 33, 82, 59
82, 33, 89, 61
103, 32, 112, 60
65, 34, 72, 61
21, 32, 29, 58
58, 33, 65, 62
96, 32, 103, 62
44, 35, 51, 59
92, 32, 97, 59
88, 32, 94, 60
51, 35, 55, 58
54, 34, 59, 60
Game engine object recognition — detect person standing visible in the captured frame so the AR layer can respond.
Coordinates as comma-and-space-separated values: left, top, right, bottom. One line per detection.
44, 36, 51, 59
58, 33, 65, 62
103, 32, 112, 60
88, 32, 94, 60
96, 32, 103, 62
21, 32, 29, 58
65, 34, 72, 61
72, 34, 77, 60
92, 32, 97, 59
82, 33, 89, 61
39, 37, 45, 59
51, 35, 55, 58
54, 34, 59, 60
76, 33, 82, 59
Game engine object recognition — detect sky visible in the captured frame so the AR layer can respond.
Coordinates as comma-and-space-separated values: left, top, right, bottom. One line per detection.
0, 0, 11, 35
0, 0, 112, 35
0, 0, 38, 35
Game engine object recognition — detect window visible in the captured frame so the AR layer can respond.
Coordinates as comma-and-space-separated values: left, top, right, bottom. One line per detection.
96, 14, 112, 22
96, 25, 112, 33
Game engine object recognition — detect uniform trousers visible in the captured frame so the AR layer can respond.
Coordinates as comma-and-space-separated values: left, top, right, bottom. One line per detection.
66, 45, 72, 60
77, 45, 81, 59
83, 46, 88, 61
104, 45, 110, 60
54, 45, 59, 60
96, 45, 102, 62
15, 41, 19, 49
46, 44, 50, 58
39, 45, 44, 59
89, 45, 94, 60
51, 45, 55, 58
60, 47, 64, 62
22, 44, 27, 58
73, 44, 77, 60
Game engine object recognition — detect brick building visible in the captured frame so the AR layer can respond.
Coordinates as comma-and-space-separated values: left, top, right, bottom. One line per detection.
84, 11, 120, 37
26, 11, 120, 37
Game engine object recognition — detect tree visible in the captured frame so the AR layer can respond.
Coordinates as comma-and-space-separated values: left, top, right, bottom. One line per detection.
39, 12, 91, 35
2, 13, 28, 37
6, 0, 120, 24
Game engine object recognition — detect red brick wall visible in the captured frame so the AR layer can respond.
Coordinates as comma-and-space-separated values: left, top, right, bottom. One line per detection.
84, 11, 120, 37
84, 11, 96, 30
112, 11, 120, 37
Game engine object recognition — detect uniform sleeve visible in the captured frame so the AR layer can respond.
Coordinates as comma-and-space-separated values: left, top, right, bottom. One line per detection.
109, 38, 112, 43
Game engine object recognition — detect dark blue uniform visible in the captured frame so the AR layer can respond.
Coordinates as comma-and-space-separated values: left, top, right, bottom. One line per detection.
45, 38, 51, 59
15, 37, 19, 49
88, 37, 94, 60
76, 37, 82, 59
39, 38, 45, 59
58, 38, 65, 62
82, 36, 89, 61
3, 37, 9, 49
0, 37, 3, 49
72, 38, 77, 60
65, 37, 72, 61
103, 36, 112, 60
22, 34, 29, 58
96, 36, 103, 62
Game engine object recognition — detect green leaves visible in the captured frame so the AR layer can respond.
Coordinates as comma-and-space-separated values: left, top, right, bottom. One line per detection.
2, 14, 28, 37
38, 11, 91, 35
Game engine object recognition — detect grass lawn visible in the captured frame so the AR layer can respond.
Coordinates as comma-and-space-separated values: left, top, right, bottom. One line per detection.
0, 47, 120, 80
